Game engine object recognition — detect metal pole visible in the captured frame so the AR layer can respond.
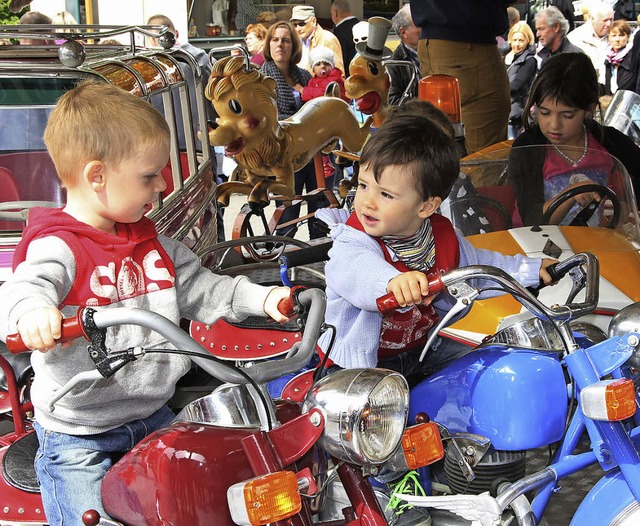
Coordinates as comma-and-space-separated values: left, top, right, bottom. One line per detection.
66, 0, 81, 22
84, 0, 94, 25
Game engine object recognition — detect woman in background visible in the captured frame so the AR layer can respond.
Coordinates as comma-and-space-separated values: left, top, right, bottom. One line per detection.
245, 23, 267, 66
260, 22, 326, 239
604, 19, 635, 95
504, 21, 537, 139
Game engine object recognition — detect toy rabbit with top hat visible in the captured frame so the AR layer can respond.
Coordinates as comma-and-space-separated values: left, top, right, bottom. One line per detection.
345, 17, 393, 127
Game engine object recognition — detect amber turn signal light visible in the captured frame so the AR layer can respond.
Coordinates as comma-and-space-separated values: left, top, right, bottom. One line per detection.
227, 471, 302, 525
402, 421, 444, 469
581, 378, 636, 421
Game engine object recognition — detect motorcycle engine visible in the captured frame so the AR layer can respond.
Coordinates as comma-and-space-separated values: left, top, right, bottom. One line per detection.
444, 447, 526, 495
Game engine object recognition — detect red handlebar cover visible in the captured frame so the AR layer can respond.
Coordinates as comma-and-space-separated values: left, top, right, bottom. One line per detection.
277, 285, 305, 318
5, 308, 88, 354
376, 268, 445, 314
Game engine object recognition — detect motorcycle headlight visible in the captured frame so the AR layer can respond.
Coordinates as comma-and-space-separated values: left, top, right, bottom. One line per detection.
609, 302, 640, 369
302, 368, 409, 466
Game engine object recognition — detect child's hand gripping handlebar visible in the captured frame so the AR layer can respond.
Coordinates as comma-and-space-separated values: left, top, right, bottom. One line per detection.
6, 309, 89, 354
5, 287, 326, 410
6, 288, 303, 355
376, 262, 570, 315
376, 268, 446, 315
374, 254, 598, 361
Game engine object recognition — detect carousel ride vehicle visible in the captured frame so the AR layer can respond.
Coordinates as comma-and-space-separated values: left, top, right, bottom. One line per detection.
0, 23, 219, 285
439, 143, 640, 345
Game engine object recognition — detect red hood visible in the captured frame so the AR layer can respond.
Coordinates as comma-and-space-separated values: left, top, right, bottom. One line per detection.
13, 207, 157, 271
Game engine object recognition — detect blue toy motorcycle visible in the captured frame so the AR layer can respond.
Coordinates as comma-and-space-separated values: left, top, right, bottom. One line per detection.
385, 253, 640, 525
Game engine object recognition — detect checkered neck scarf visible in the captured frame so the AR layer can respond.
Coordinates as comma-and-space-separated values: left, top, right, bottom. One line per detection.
381, 218, 435, 271
260, 60, 312, 119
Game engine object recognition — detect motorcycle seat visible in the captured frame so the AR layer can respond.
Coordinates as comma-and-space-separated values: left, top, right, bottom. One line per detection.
1, 430, 40, 493
190, 315, 302, 361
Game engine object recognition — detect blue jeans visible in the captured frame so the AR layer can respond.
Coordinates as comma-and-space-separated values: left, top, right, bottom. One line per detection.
378, 336, 473, 378
34, 405, 175, 525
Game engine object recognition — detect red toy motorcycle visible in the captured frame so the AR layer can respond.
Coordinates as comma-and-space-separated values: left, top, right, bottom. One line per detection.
0, 285, 442, 525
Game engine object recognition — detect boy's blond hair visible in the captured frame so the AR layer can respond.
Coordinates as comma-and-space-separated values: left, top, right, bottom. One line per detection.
43, 80, 170, 187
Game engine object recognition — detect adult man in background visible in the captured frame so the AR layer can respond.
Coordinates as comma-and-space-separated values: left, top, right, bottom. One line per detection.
146, 14, 226, 242
535, 6, 583, 68
147, 14, 210, 74
331, 0, 358, 72
291, 5, 345, 76
409, 0, 511, 154
498, 6, 521, 54
567, 1, 614, 84
388, 5, 421, 105
525, 0, 576, 32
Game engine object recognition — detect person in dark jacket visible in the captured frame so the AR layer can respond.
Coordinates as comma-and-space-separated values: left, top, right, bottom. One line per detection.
525, 0, 575, 33
388, 4, 421, 105
535, 6, 584, 70
604, 19, 636, 95
331, 0, 358, 72
504, 21, 537, 137
409, 0, 511, 154
508, 53, 640, 226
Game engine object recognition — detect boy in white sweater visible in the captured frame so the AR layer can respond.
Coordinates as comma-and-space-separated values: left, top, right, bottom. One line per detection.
316, 101, 556, 372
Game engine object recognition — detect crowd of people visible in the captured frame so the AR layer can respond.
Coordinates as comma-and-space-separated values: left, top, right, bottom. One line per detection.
7, 4, 640, 526
504, 1, 640, 138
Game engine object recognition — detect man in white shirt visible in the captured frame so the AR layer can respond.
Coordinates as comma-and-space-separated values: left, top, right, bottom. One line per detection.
567, 1, 614, 84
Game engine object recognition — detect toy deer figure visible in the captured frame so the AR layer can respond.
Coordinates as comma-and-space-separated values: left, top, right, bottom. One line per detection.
344, 17, 393, 128
205, 56, 371, 206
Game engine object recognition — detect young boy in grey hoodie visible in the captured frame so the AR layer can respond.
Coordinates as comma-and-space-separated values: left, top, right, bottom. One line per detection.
0, 80, 290, 525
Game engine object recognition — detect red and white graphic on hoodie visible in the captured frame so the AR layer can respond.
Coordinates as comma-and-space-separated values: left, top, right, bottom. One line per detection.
13, 208, 176, 307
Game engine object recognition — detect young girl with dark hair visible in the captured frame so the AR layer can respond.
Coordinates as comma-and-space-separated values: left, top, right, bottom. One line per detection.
508, 52, 640, 226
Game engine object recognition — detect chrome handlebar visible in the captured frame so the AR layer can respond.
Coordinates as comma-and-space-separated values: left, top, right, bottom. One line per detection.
46, 288, 326, 410
439, 252, 599, 323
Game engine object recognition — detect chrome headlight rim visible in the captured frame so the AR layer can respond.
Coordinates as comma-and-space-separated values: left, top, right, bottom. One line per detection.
302, 368, 409, 467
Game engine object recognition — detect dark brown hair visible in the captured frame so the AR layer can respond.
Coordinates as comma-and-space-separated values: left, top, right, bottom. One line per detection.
360, 100, 459, 200
524, 53, 601, 131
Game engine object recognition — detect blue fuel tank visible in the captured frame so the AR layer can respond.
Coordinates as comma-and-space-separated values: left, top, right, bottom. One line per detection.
409, 346, 568, 450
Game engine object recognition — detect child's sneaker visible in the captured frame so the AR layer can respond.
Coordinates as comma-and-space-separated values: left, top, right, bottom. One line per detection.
386, 471, 432, 526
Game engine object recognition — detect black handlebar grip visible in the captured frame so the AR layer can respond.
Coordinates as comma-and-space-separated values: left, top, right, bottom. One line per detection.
546, 262, 562, 283
278, 241, 332, 268
276, 286, 306, 318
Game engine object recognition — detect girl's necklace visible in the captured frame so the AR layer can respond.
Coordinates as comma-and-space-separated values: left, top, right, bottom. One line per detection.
552, 125, 588, 167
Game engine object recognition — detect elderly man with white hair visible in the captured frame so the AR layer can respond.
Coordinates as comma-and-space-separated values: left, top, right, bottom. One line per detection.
567, 1, 614, 84
388, 4, 421, 105
535, 6, 583, 69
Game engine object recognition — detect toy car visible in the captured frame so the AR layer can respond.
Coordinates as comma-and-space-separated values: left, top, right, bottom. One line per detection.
440, 143, 640, 344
